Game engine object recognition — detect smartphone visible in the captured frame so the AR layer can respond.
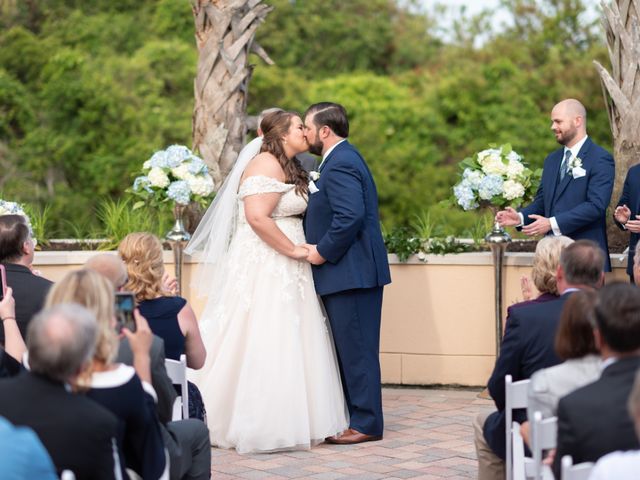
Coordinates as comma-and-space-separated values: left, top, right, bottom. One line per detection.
114, 292, 136, 333
0, 264, 6, 302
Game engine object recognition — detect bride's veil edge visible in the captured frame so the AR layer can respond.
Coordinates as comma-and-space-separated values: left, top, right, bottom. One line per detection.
184, 136, 263, 298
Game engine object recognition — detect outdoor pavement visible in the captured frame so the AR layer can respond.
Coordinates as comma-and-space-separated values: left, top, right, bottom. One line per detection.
211, 387, 494, 479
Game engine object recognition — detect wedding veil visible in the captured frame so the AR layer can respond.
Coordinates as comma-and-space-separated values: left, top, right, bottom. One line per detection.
185, 136, 263, 297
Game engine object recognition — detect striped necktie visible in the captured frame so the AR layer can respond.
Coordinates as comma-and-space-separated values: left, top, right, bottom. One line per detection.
560, 150, 572, 181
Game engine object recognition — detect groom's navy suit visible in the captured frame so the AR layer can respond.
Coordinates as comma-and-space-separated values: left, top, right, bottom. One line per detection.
520, 137, 614, 270
304, 140, 391, 436
615, 164, 640, 277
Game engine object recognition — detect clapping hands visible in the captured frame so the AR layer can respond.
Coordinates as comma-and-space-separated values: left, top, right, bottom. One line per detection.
614, 204, 640, 233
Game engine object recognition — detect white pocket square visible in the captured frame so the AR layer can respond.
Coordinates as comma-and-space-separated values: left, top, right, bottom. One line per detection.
572, 167, 586, 178
308, 180, 319, 193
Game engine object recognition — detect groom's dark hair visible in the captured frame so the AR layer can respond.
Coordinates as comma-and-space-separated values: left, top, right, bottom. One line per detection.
305, 102, 349, 138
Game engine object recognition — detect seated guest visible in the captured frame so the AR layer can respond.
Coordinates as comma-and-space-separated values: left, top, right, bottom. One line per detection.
520, 290, 601, 445
590, 370, 640, 479
634, 242, 640, 286
119, 233, 207, 420
86, 253, 211, 480
45, 270, 167, 480
509, 235, 573, 318
0, 416, 58, 480
553, 282, 640, 478
0, 304, 121, 479
0, 287, 26, 377
0, 214, 52, 344
474, 240, 605, 480
85, 253, 177, 423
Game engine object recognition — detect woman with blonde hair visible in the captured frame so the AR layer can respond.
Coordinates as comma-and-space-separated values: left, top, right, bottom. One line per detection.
506, 235, 574, 327
118, 232, 206, 419
45, 269, 166, 480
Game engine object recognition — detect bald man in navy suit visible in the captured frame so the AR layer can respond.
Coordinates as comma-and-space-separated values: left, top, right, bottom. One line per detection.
497, 99, 614, 271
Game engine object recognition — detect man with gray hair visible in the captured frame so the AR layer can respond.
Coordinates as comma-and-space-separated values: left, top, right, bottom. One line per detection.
0, 304, 122, 479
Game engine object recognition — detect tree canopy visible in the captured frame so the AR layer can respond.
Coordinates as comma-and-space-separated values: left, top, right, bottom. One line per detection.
0, 0, 610, 236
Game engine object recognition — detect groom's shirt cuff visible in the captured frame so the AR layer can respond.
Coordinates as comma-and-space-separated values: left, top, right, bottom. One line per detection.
550, 217, 562, 236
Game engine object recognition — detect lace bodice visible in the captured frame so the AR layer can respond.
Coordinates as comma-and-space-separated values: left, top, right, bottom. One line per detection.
238, 175, 307, 219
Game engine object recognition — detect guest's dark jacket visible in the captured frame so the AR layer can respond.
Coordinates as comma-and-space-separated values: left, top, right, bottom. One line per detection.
0, 263, 53, 344
615, 164, 640, 276
0, 372, 121, 479
483, 294, 569, 459
553, 355, 640, 478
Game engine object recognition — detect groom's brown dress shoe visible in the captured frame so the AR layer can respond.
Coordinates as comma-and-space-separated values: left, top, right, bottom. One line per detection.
325, 428, 382, 445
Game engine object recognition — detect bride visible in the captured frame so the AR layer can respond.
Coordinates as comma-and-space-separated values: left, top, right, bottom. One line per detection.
185, 110, 348, 453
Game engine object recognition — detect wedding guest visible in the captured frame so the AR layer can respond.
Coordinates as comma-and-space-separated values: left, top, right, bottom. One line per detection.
474, 240, 605, 480
509, 235, 573, 318
613, 164, 640, 282
589, 370, 640, 479
0, 286, 26, 376
0, 416, 58, 480
520, 289, 600, 445
0, 304, 122, 479
45, 270, 168, 480
553, 282, 640, 478
0, 214, 52, 344
496, 99, 614, 271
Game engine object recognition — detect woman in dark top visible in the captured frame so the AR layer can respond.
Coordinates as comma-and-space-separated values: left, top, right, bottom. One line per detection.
0, 286, 26, 378
119, 233, 206, 420
45, 269, 167, 480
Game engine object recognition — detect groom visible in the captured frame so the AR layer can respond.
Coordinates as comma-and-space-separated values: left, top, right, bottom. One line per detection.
303, 102, 391, 444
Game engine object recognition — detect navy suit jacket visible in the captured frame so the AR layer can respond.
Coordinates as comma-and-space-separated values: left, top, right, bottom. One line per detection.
483, 294, 568, 459
304, 140, 391, 296
615, 164, 640, 276
520, 137, 614, 271
552, 356, 640, 478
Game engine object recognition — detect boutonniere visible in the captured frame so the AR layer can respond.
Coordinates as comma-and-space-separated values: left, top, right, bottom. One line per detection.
569, 155, 586, 178
309, 170, 320, 181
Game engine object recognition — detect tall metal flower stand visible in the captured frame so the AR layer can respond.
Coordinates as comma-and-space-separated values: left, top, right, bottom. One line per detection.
165, 204, 191, 296
485, 221, 512, 357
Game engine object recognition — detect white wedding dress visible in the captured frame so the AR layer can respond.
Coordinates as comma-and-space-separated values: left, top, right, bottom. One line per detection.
191, 175, 349, 454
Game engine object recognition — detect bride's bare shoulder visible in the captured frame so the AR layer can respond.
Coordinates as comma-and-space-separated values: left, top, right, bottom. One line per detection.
242, 152, 285, 181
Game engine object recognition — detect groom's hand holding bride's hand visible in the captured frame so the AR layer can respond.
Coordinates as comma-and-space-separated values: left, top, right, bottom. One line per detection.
291, 245, 310, 259
303, 244, 326, 265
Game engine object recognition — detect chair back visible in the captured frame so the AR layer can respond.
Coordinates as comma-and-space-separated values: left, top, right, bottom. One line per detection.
531, 411, 557, 480
506, 375, 531, 480
561, 455, 593, 480
164, 354, 189, 419
511, 422, 527, 480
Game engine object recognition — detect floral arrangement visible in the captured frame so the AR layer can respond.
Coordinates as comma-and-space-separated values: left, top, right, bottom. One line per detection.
0, 199, 33, 234
130, 145, 215, 207
452, 144, 540, 211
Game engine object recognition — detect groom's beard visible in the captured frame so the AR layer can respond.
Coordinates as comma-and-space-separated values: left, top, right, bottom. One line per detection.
308, 138, 323, 156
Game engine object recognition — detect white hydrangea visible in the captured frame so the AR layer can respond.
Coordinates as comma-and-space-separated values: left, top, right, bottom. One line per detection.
148, 167, 170, 188
143, 160, 152, 169
506, 150, 521, 162
171, 163, 190, 180
481, 155, 508, 175
186, 174, 214, 196
506, 160, 525, 179
503, 180, 525, 200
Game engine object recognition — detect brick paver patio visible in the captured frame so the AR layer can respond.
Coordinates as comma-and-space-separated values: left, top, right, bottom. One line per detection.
211, 387, 493, 479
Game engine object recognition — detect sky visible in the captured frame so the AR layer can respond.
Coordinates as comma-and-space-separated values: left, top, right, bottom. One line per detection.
416, 0, 602, 39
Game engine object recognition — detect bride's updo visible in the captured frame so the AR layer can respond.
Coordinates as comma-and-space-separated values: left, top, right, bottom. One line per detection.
260, 110, 309, 195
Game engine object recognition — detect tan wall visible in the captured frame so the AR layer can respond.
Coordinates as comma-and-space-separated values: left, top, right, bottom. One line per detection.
33, 250, 628, 387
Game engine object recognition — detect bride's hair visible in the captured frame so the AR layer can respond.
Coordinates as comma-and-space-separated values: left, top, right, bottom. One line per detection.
260, 110, 309, 195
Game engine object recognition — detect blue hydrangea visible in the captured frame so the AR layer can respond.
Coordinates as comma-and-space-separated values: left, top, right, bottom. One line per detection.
478, 174, 504, 200
453, 181, 478, 210
165, 145, 192, 168
462, 168, 484, 190
187, 157, 207, 175
133, 176, 153, 193
148, 151, 169, 169
167, 180, 191, 205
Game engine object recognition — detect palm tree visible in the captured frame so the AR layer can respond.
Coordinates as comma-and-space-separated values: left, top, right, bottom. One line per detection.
191, 0, 274, 188
594, 0, 640, 248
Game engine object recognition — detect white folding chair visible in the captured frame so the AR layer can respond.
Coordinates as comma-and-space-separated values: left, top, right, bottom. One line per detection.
512, 421, 527, 480
561, 455, 594, 480
531, 411, 557, 480
164, 354, 189, 420
506, 375, 531, 480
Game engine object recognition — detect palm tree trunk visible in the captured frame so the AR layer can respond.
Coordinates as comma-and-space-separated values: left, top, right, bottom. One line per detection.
191, 0, 273, 188
594, 0, 640, 251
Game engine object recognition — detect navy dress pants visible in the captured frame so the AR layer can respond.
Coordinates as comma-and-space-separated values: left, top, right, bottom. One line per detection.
321, 286, 384, 436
